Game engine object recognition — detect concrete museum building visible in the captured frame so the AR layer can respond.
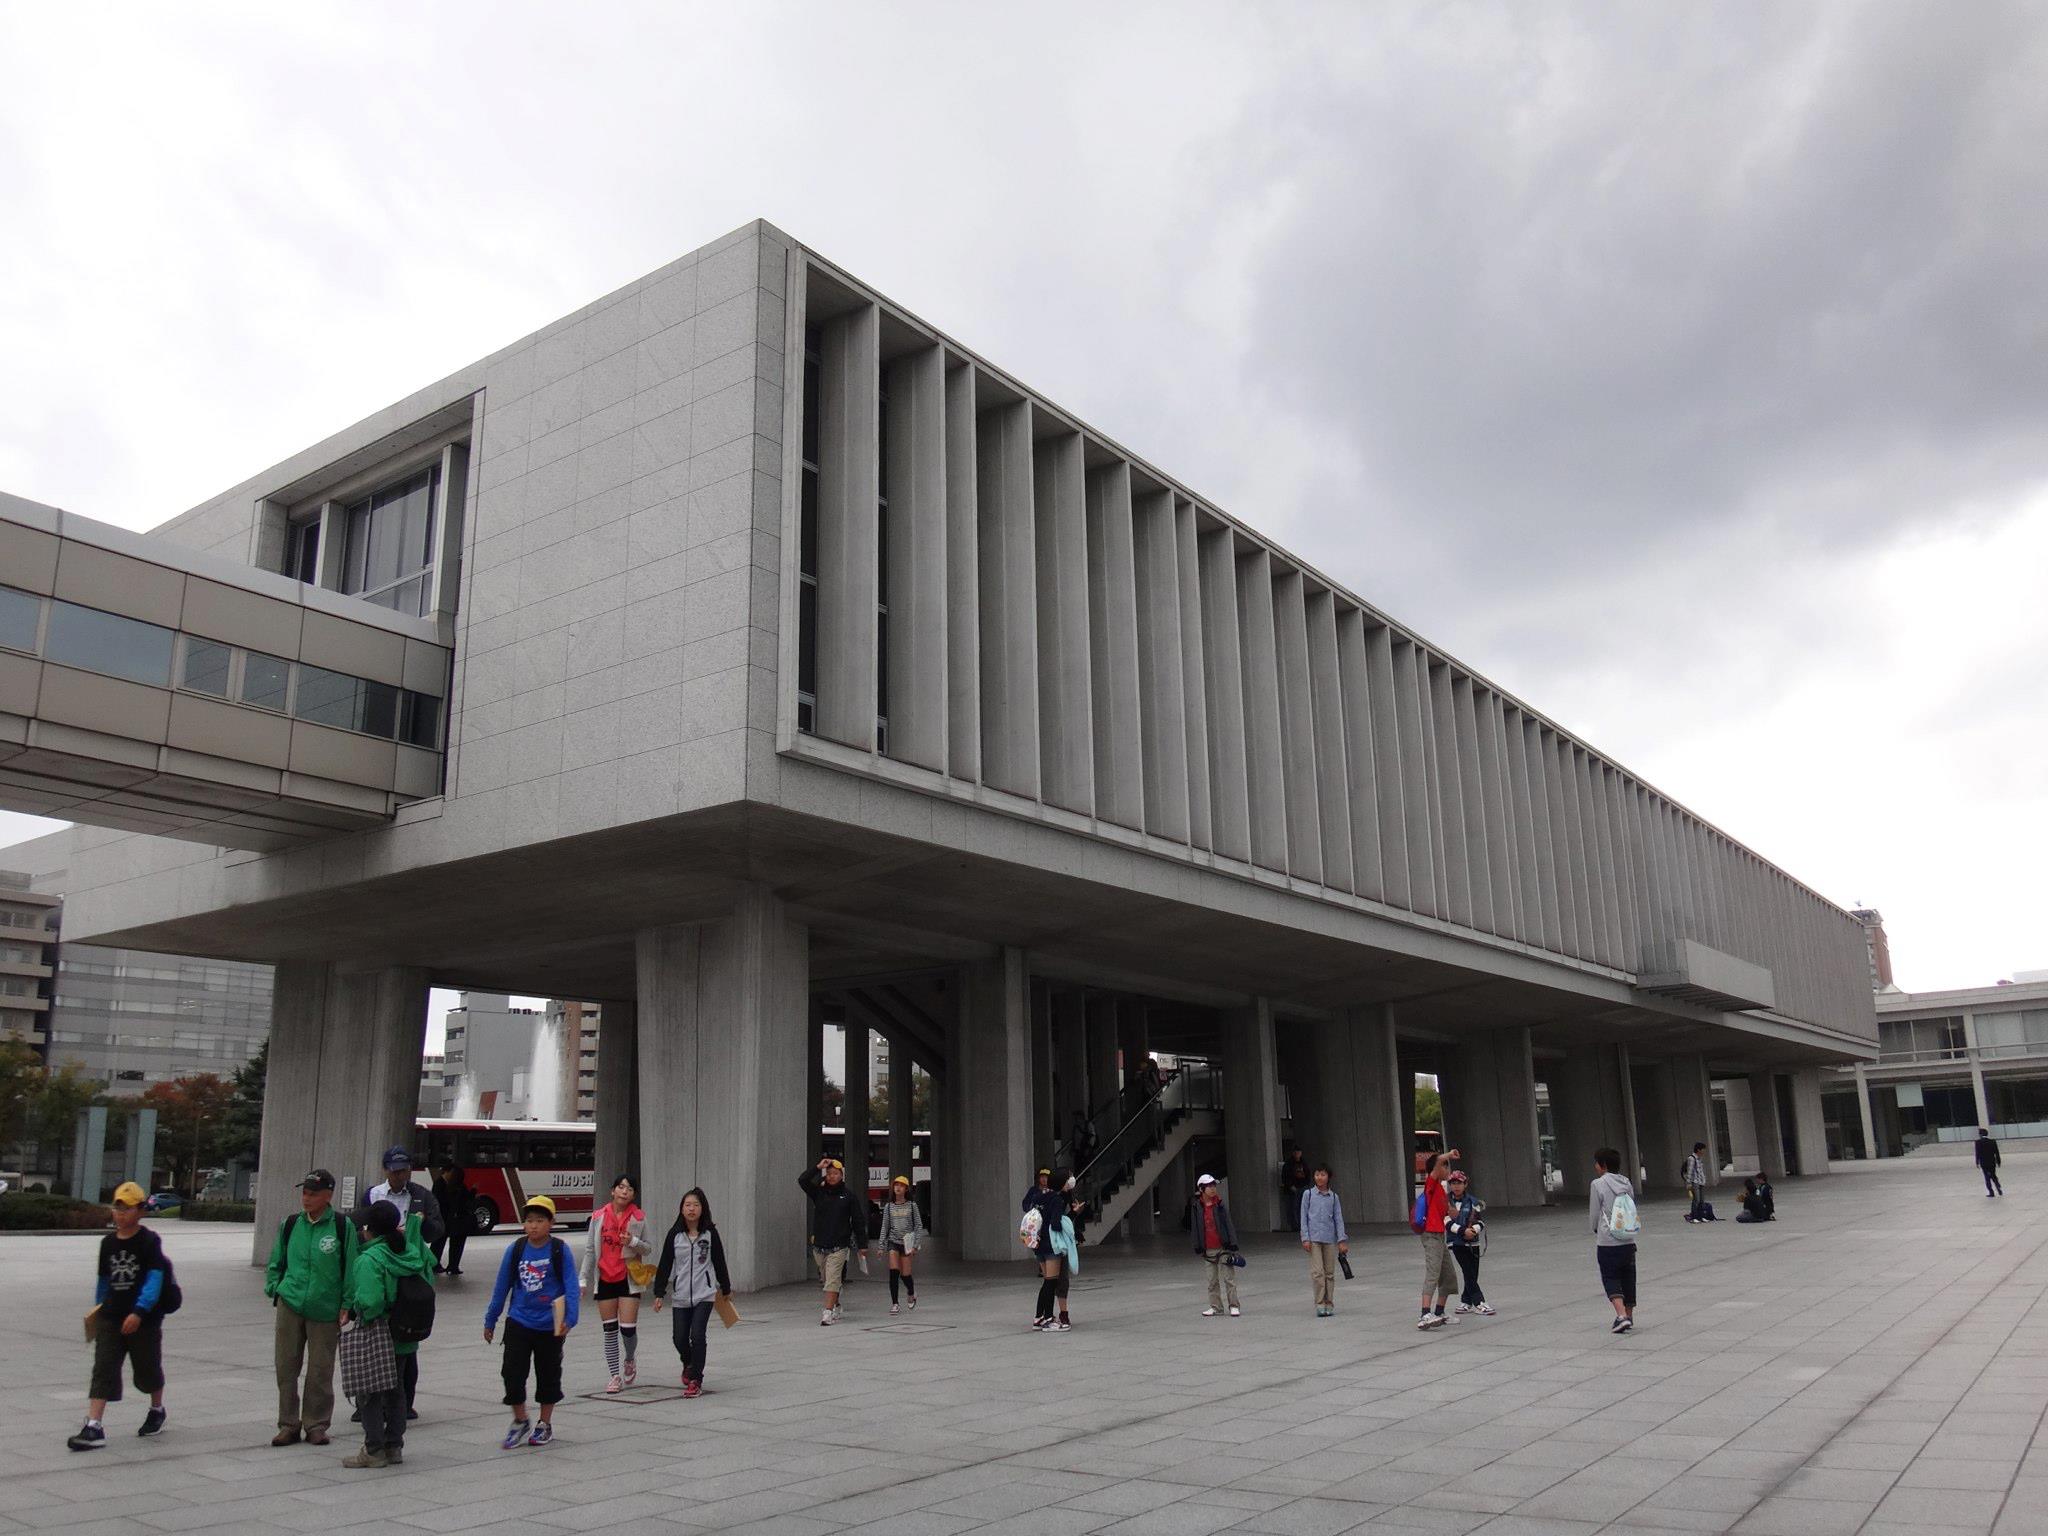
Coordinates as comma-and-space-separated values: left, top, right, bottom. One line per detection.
0, 221, 1875, 1286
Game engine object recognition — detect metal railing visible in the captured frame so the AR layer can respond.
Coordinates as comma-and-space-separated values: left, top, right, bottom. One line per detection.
1059, 1055, 1221, 1221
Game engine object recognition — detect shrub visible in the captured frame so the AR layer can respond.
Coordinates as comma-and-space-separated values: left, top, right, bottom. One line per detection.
0, 1192, 111, 1230
179, 1200, 256, 1223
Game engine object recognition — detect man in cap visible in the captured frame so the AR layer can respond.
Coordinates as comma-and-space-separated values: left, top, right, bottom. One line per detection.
798, 1156, 864, 1325
263, 1169, 353, 1446
355, 1145, 444, 1418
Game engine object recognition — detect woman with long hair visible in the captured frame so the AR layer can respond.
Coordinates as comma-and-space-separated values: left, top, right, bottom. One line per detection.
876, 1173, 924, 1313
583, 1174, 649, 1393
650, 1187, 730, 1398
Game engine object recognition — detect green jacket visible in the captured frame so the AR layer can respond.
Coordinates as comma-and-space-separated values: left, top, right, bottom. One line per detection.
264, 1206, 355, 1322
349, 1212, 434, 1356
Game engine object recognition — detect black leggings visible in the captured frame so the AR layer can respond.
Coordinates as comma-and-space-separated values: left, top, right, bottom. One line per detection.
671, 1300, 712, 1381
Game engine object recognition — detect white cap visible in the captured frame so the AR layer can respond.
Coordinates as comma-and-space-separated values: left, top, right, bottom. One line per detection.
1196, 1173, 1218, 1187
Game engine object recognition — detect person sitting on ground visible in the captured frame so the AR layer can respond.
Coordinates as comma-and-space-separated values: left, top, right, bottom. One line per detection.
1735, 1177, 1774, 1223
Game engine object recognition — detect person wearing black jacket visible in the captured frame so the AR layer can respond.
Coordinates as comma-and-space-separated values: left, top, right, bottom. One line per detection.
430, 1164, 469, 1275
798, 1158, 862, 1326
1020, 1168, 1068, 1330
1976, 1128, 2004, 1197
650, 1188, 730, 1397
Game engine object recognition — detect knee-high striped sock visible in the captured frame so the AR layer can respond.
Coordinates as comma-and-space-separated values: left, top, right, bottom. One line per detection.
602, 1319, 621, 1378
620, 1323, 637, 1363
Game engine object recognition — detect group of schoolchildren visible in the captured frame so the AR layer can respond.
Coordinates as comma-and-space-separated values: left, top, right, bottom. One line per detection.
69, 1150, 733, 1465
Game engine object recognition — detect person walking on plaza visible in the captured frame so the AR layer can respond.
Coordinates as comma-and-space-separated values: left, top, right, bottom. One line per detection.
1591, 1148, 1640, 1333
356, 1145, 445, 1420
877, 1174, 924, 1314
1190, 1173, 1242, 1317
1976, 1128, 2004, 1197
67, 1182, 172, 1451
1021, 1167, 1068, 1330
484, 1196, 579, 1448
340, 1200, 431, 1468
1299, 1164, 1347, 1317
1051, 1172, 1086, 1330
583, 1175, 649, 1393
265, 1169, 353, 1447
1683, 1142, 1710, 1223
798, 1157, 863, 1326
1445, 1168, 1493, 1316
430, 1162, 469, 1275
1414, 1152, 1459, 1330
651, 1187, 730, 1398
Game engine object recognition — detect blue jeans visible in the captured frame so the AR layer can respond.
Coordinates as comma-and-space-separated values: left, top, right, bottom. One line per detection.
672, 1300, 713, 1381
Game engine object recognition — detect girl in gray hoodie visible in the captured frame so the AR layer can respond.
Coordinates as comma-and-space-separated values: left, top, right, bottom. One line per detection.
1589, 1148, 1638, 1334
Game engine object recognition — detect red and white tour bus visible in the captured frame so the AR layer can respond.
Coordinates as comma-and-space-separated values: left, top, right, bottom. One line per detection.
417, 1118, 596, 1233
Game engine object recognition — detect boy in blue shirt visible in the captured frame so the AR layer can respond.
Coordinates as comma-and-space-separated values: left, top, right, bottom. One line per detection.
483, 1196, 579, 1448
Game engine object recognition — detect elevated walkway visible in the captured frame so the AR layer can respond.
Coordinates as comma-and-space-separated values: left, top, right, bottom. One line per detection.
0, 493, 449, 850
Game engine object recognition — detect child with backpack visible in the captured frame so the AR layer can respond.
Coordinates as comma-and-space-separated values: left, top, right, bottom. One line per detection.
1444, 1168, 1493, 1316
1682, 1142, 1710, 1223
1590, 1148, 1639, 1334
1413, 1153, 1459, 1330
483, 1196, 579, 1448
340, 1199, 434, 1467
68, 1181, 177, 1451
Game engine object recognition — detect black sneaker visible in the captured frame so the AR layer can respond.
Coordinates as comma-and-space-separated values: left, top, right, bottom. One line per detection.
138, 1407, 166, 1437
1618, 1317, 1634, 1333
67, 1422, 106, 1451
1610, 1316, 1625, 1334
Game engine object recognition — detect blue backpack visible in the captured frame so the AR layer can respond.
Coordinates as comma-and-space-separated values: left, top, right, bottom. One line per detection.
1411, 1187, 1429, 1233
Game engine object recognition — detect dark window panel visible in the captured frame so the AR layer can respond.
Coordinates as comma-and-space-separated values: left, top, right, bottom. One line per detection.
44, 601, 174, 687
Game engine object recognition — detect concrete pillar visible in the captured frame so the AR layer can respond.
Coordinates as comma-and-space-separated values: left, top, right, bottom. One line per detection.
124, 1108, 158, 1189
1452, 1027, 1544, 1208
1304, 1005, 1409, 1225
1051, 989, 1088, 1153
1854, 1065, 1879, 1161
889, 1042, 914, 1180
635, 888, 809, 1292
1748, 1071, 1788, 1180
953, 948, 1034, 1261
1549, 1043, 1638, 1195
252, 961, 430, 1259
593, 999, 638, 1189
72, 1104, 107, 1203
1084, 993, 1120, 1132
1222, 999, 1283, 1230
1029, 980, 1054, 1168
1156, 1139, 1192, 1236
1633, 1061, 1681, 1193
1670, 1053, 1720, 1184
1788, 1067, 1830, 1176
807, 996, 825, 1164
844, 1020, 870, 1200
1116, 1001, 1154, 1235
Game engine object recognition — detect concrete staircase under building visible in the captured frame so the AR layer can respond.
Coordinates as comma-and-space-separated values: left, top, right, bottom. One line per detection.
1091, 1107, 1220, 1234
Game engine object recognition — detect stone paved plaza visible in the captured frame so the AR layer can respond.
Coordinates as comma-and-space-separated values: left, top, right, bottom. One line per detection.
7, 1156, 2046, 1536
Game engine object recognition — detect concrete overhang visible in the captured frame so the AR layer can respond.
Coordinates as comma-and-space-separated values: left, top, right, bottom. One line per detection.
1639, 938, 1777, 1014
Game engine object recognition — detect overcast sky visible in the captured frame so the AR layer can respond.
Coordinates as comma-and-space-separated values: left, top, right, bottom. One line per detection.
2, 3, 2042, 1002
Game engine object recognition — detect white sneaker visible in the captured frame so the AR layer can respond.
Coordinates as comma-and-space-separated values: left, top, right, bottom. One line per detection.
1476, 1303, 1496, 1316
820, 1309, 833, 1326
1228, 1306, 1241, 1317
1454, 1303, 1474, 1314
605, 1375, 622, 1394
1202, 1307, 1219, 1317
832, 1304, 843, 1320
890, 1303, 900, 1315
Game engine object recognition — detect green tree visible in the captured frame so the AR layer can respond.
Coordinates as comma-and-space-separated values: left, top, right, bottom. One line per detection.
1415, 1081, 1443, 1133
141, 1074, 234, 1194
217, 1040, 267, 1167
0, 1037, 42, 1152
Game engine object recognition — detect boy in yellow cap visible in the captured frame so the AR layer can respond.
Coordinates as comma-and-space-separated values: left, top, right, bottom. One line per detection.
483, 1196, 578, 1448
798, 1156, 864, 1325
69, 1182, 172, 1450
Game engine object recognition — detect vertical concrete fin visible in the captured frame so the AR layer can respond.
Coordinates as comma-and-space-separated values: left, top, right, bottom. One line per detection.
815, 302, 880, 751
1198, 524, 1250, 861
1084, 462, 1144, 832
1174, 499, 1213, 851
881, 343, 947, 772
1235, 547, 1289, 874
1132, 486, 1190, 843
1032, 427, 1092, 813
944, 362, 981, 782
1305, 588, 1354, 893
1272, 568, 1324, 884
976, 399, 1038, 797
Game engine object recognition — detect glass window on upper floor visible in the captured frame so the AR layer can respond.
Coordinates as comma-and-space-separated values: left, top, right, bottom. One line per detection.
0, 585, 41, 652
43, 600, 174, 687
180, 636, 233, 697
294, 664, 399, 738
240, 650, 291, 712
341, 466, 438, 617
286, 518, 321, 586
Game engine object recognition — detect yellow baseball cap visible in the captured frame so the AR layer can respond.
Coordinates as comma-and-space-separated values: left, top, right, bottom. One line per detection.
521, 1195, 557, 1218
824, 1158, 844, 1171
112, 1181, 148, 1207
891, 1174, 911, 1186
